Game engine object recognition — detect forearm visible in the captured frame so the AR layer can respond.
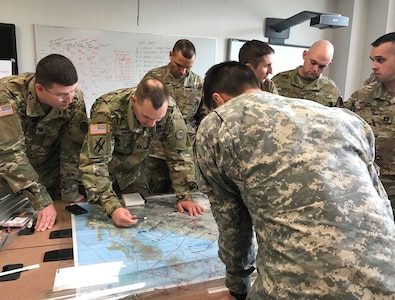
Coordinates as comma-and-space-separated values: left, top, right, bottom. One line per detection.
80, 149, 122, 215
167, 148, 197, 198
209, 190, 255, 294
0, 146, 53, 210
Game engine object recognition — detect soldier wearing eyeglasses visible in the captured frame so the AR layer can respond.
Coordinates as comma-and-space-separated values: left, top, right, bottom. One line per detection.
0, 53, 88, 232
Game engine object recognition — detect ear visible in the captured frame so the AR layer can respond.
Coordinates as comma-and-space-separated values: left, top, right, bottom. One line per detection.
35, 83, 44, 92
302, 50, 308, 60
245, 62, 254, 70
34, 83, 45, 97
130, 95, 137, 106
212, 92, 225, 106
169, 50, 173, 59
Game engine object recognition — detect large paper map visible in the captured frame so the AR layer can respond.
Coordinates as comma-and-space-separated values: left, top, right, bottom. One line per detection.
69, 192, 225, 298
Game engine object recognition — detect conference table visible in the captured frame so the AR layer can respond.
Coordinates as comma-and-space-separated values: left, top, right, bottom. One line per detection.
0, 200, 233, 300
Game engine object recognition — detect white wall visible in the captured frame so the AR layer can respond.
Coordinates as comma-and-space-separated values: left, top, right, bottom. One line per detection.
0, 0, 394, 100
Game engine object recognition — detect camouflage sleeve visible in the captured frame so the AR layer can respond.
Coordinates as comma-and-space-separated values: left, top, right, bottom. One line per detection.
162, 99, 197, 201
262, 79, 279, 94
342, 90, 358, 110
195, 113, 256, 295
79, 100, 122, 215
193, 95, 210, 128
141, 70, 153, 81
59, 92, 88, 201
0, 97, 52, 210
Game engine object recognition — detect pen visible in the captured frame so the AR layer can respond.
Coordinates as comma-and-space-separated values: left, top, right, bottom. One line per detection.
0, 264, 40, 277
131, 217, 147, 220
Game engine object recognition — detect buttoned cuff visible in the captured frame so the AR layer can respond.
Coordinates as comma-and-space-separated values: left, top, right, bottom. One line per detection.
22, 184, 53, 211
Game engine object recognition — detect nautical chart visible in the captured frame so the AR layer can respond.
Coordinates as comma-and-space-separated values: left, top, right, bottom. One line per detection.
66, 192, 225, 298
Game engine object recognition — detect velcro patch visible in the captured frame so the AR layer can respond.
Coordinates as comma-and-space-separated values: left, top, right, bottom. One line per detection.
175, 129, 185, 140
92, 136, 106, 154
79, 121, 89, 134
90, 123, 107, 135
0, 104, 14, 117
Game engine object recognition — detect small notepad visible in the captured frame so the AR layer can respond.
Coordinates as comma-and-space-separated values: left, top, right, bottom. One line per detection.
122, 193, 145, 207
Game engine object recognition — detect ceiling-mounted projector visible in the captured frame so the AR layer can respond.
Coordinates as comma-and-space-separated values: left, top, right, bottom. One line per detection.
264, 10, 349, 44
310, 14, 349, 29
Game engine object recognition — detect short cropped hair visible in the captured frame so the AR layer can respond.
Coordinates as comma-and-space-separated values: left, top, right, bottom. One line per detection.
172, 39, 196, 59
239, 40, 275, 68
203, 61, 259, 109
35, 54, 78, 88
371, 32, 395, 47
135, 78, 169, 110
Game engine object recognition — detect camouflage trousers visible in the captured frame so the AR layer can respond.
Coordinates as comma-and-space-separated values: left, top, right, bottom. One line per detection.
145, 157, 174, 195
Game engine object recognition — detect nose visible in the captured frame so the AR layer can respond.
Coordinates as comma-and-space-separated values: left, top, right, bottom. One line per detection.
179, 68, 188, 75
311, 64, 320, 72
61, 94, 73, 104
145, 120, 157, 127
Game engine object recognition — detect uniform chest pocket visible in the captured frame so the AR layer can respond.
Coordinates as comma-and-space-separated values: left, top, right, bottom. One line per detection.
114, 129, 152, 154
113, 129, 133, 154
25, 121, 61, 148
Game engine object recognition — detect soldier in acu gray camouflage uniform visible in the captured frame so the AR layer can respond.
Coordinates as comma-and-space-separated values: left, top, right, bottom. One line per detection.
343, 32, 395, 216
79, 78, 205, 228
195, 61, 395, 300
272, 40, 343, 107
0, 54, 88, 232
142, 39, 208, 191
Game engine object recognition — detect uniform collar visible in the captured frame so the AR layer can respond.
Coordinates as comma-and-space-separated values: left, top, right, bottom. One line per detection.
371, 82, 395, 103
165, 63, 189, 83
126, 93, 145, 134
290, 66, 322, 91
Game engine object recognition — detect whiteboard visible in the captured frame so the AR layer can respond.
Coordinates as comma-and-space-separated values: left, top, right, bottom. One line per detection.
227, 38, 308, 79
0, 60, 12, 78
34, 25, 216, 115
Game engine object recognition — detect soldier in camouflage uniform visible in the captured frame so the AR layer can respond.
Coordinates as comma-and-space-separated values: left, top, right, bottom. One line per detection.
142, 39, 207, 192
79, 78, 205, 228
238, 39, 278, 94
343, 32, 395, 215
196, 61, 395, 300
272, 40, 343, 107
0, 54, 88, 232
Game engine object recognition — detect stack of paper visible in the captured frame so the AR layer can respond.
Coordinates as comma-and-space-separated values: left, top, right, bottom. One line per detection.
122, 193, 145, 207
1, 211, 33, 228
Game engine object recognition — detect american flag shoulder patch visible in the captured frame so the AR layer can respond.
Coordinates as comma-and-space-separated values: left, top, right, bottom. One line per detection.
89, 123, 107, 135
0, 104, 14, 117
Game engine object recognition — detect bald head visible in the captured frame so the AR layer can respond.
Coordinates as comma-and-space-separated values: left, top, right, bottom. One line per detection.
309, 40, 334, 60
299, 40, 334, 80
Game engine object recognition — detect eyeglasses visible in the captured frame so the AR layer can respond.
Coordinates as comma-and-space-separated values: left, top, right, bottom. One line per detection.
43, 86, 77, 102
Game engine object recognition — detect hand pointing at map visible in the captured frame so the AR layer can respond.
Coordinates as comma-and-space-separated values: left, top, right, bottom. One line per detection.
110, 207, 138, 227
